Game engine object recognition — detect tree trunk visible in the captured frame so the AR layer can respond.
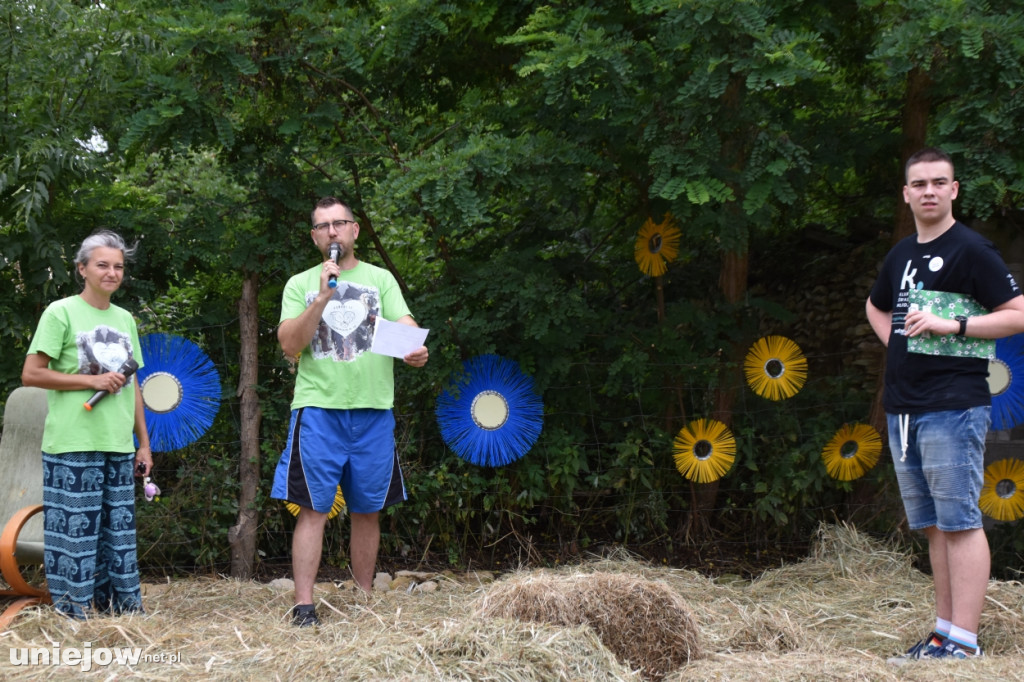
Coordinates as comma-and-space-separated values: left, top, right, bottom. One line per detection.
685, 247, 749, 541
229, 272, 262, 579
893, 67, 933, 244
684, 71, 752, 541
867, 66, 932, 439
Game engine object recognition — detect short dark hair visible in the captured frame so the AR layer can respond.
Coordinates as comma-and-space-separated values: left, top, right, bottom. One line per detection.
905, 147, 955, 182
311, 196, 353, 224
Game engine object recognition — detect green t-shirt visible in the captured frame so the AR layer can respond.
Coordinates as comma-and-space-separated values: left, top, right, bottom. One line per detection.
280, 261, 412, 410
26, 295, 144, 454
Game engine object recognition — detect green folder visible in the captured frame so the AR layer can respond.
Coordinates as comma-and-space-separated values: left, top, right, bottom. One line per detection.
906, 289, 995, 360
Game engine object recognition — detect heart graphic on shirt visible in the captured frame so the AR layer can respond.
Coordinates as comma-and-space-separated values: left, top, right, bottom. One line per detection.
94, 342, 128, 372
323, 299, 368, 337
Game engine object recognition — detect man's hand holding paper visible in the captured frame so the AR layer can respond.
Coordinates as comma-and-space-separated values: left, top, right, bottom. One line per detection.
371, 317, 429, 366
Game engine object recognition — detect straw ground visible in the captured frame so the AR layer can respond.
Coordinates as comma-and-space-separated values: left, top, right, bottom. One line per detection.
2, 523, 1022, 681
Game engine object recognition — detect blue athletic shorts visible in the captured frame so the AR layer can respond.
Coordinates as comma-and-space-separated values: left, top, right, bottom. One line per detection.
272, 407, 407, 514
887, 407, 990, 532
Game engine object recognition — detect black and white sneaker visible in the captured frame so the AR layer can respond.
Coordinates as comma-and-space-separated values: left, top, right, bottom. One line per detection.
886, 631, 945, 666
932, 640, 982, 659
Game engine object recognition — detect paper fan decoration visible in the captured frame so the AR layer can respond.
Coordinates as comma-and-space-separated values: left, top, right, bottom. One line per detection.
673, 418, 737, 483
744, 335, 808, 401
821, 423, 882, 481
980, 458, 1024, 522
285, 487, 346, 520
436, 354, 544, 467
634, 215, 681, 277
988, 333, 1024, 431
136, 333, 221, 452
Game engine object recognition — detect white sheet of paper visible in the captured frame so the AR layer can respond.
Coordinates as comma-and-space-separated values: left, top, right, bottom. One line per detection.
370, 318, 429, 359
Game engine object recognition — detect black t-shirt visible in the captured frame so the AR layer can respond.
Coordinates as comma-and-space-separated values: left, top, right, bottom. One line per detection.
869, 222, 1021, 414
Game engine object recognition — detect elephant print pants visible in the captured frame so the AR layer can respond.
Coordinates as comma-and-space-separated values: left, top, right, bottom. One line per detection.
42, 451, 143, 619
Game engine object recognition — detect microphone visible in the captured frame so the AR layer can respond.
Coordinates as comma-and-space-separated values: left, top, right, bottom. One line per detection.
84, 357, 139, 411
327, 242, 343, 289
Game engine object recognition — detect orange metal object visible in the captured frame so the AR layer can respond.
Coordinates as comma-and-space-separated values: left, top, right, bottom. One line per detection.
0, 504, 50, 629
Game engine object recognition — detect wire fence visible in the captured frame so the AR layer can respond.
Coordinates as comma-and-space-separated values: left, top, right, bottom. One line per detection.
125, 334, 923, 577
9, 325, 1023, 579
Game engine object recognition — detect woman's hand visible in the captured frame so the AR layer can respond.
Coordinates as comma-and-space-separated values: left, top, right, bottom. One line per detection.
135, 445, 154, 477
92, 371, 128, 394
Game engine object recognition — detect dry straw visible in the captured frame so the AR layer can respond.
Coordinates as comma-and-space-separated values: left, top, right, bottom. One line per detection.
2, 523, 1023, 681
473, 569, 703, 680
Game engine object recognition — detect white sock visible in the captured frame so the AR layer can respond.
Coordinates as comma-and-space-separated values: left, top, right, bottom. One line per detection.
935, 618, 952, 637
947, 625, 978, 650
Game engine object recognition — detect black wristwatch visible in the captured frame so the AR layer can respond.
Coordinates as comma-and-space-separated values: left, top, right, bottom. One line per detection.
955, 315, 968, 337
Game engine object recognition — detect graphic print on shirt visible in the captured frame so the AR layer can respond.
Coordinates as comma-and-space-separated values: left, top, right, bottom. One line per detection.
308, 281, 380, 362
894, 253, 945, 335
76, 325, 135, 391
1009, 272, 1022, 296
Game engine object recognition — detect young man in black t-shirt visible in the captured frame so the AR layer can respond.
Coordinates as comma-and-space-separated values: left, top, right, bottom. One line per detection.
867, 147, 1024, 662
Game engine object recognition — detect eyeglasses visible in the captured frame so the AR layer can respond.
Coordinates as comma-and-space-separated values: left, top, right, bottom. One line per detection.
313, 219, 356, 231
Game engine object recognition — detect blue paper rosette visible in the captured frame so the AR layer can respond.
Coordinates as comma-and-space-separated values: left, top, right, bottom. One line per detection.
989, 333, 1024, 431
436, 355, 544, 467
136, 334, 221, 452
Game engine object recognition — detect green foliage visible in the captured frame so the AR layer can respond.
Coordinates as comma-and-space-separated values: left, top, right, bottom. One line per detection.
136, 446, 240, 571
0, 1, 154, 394
863, 0, 1024, 218
725, 375, 880, 543
989, 521, 1024, 581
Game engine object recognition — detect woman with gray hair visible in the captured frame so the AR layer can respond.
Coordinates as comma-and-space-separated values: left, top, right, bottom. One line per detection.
21, 229, 152, 619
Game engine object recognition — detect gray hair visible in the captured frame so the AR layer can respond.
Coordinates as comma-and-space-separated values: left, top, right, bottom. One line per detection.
74, 230, 138, 267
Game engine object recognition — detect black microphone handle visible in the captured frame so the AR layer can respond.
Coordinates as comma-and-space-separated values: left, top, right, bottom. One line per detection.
84, 388, 111, 410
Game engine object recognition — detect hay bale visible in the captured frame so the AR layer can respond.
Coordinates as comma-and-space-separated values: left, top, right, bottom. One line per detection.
473, 570, 703, 680
416, 615, 641, 681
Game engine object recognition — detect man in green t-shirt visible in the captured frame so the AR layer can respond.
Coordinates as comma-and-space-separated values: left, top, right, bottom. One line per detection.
272, 196, 428, 627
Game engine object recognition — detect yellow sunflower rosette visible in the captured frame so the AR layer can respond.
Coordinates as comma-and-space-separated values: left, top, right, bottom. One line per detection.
821, 423, 882, 481
980, 458, 1024, 522
744, 336, 808, 401
285, 486, 346, 520
634, 215, 681, 277
673, 418, 737, 483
